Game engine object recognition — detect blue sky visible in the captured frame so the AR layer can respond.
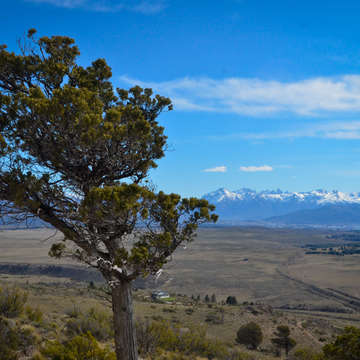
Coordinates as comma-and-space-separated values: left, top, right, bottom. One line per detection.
3, 0, 360, 197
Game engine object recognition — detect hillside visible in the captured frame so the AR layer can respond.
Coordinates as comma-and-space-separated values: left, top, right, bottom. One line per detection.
266, 204, 360, 226
0, 275, 350, 360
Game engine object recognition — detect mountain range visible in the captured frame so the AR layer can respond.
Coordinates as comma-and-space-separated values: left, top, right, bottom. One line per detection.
3, 188, 360, 229
202, 188, 360, 228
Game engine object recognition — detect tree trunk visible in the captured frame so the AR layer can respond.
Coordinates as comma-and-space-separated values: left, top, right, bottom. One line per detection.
111, 280, 138, 360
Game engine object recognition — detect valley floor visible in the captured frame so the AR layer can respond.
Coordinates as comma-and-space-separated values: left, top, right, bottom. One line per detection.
1, 227, 360, 358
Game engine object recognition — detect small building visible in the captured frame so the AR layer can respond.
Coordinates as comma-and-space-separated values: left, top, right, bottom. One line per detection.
151, 290, 170, 300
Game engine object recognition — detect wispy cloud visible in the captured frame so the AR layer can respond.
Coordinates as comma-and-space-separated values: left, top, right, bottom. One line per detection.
203, 166, 227, 173
27, 0, 85, 8
131, 1, 166, 14
120, 74, 360, 116
208, 121, 360, 141
240, 165, 273, 172
25, 0, 166, 14
253, 121, 360, 140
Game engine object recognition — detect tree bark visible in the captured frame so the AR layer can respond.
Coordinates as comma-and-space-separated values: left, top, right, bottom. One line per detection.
111, 280, 138, 360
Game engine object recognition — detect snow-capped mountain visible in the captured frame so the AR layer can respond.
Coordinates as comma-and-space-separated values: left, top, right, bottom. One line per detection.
202, 188, 360, 226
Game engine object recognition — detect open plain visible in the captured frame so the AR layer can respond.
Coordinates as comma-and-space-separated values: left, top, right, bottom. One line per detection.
2, 226, 360, 358
1, 227, 360, 312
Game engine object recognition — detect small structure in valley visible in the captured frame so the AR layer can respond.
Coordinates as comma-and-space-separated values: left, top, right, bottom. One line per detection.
151, 290, 170, 301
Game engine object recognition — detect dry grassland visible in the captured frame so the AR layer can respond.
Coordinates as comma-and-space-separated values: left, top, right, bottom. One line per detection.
1, 227, 360, 317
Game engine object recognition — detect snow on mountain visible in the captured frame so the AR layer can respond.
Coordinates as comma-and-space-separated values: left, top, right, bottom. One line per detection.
204, 188, 360, 205
202, 188, 360, 224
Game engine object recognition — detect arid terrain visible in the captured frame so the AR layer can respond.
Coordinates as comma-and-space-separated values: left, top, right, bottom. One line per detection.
2, 227, 360, 310
1, 227, 360, 358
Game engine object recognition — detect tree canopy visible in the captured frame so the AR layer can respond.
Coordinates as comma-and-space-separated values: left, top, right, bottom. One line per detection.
236, 322, 263, 350
0, 30, 217, 360
322, 326, 360, 360
271, 325, 296, 356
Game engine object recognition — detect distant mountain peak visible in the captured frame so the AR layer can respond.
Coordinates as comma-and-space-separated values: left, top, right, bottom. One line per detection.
204, 187, 360, 204
202, 187, 360, 227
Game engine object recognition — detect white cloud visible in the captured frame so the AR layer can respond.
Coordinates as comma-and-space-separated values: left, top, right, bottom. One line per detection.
260, 121, 360, 140
203, 166, 227, 173
27, 0, 85, 7
240, 165, 273, 172
120, 74, 360, 116
25, 0, 166, 13
131, 1, 166, 14
208, 121, 360, 141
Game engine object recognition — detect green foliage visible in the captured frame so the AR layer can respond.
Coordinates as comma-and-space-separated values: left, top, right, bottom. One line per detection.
0, 317, 20, 360
0, 316, 38, 359
271, 325, 296, 356
17, 324, 39, 355
25, 305, 43, 323
0, 32, 216, 273
236, 322, 263, 349
136, 319, 230, 359
293, 347, 324, 360
79, 185, 217, 276
136, 319, 161, 357
65, 307, 113, 341
322, 326, 360, 360
40, 332, 115, 360
48, 243, 66, 259
0, 286, 27, 318
0, 30, 217, 360
0, 30, 217, 281
0, 31, 171, 186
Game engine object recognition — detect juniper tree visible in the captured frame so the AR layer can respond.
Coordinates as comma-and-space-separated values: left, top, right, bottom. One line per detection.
226, 296, 237, 305
271, 325, 296, 356
323, 326, 360, 360
236, 322, 263, 350
0, 30, 217, 360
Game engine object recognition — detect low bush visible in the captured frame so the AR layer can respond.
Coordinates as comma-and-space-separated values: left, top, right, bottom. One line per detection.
0, 316, 38, 359
40, 332, 115, 360
292, 347, 324, 360
65, 307, 113, 341
136, 319, 161, 358
26, 305, 43, 323
0, 286, 28, 318
155, 348, 251, 360
136, 318, 233, 359
0, 317, 19, 360
18, 324, 39, 355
